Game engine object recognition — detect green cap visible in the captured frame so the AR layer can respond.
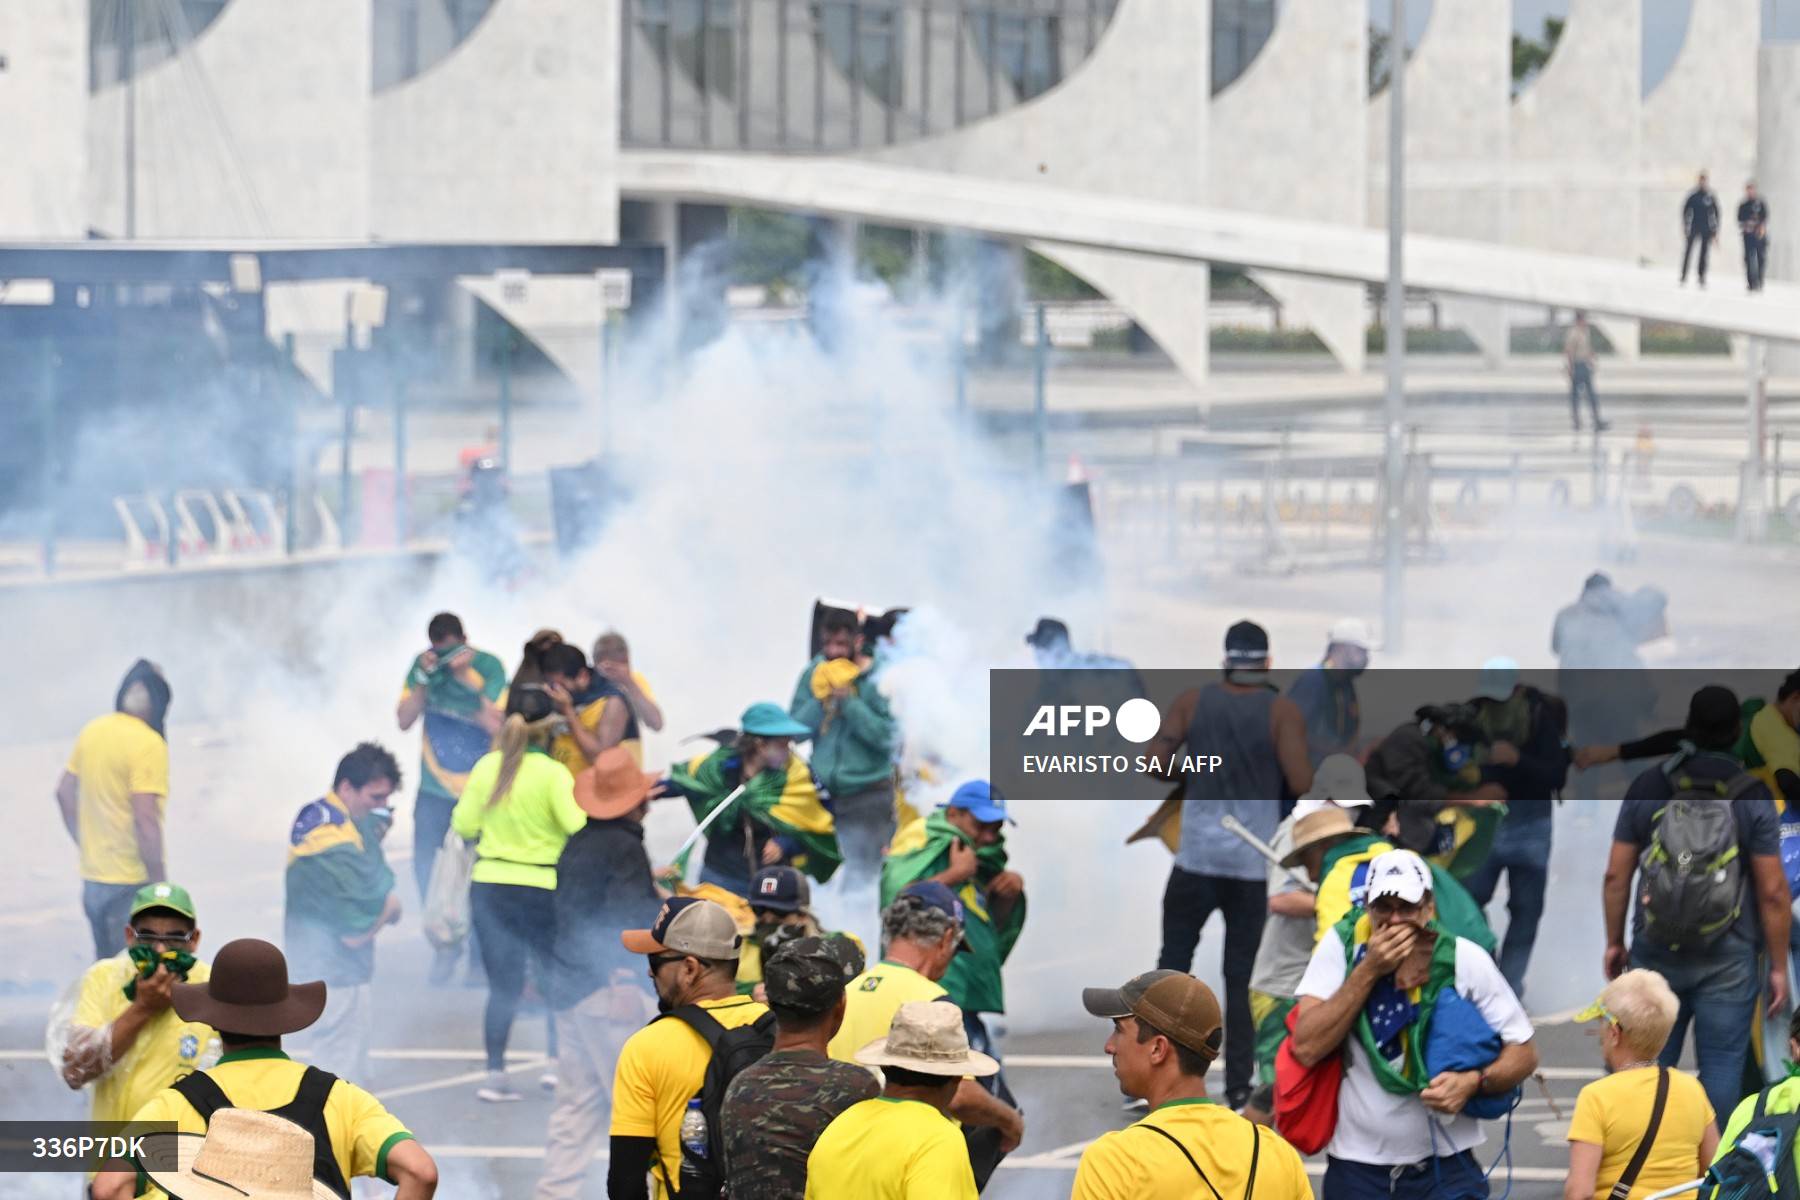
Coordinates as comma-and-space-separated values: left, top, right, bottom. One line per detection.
129, 882, 197, 922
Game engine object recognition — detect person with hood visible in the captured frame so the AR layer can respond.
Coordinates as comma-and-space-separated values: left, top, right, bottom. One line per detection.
1363, 703, 1507, 868
1551, 573, 1662, 749
1286, 618, 1371, 768
1461, 659, 1572, 997
789, 611, 898, 888
880, 780, 1025, 1172
666, 702, 842, 896
57, 660, 174, 959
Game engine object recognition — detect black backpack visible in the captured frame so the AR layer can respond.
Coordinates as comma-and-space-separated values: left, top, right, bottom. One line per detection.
1705, 1084, 1800, 1199
1638, 771, 1758, 952
657, 1004, 777, 1199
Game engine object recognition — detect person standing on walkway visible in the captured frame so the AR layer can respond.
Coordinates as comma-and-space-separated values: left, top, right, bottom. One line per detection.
1741, 181, 1771, 292
1462, 658, 1572, 998
451, 685, 585, 1103
789, 611, 898, 889
61, 881, 217, 1195
395, 612, 505, 982
1602, 684, 1790, 1121
1146, 619, 1313, 1111
535, 748, 664, 1200
1681, 172, 1720, 287
1075, 970, 1313, 1199
721, 936, 877, 1199
92, 937, 438, 1200
57, 660, 173, 960
1565, 313, 1608, 433
804, 1000, 996, 1200
285, 744, 404, 1084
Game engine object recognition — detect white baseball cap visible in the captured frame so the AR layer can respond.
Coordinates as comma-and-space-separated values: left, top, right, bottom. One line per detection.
1328, 618, 1372, 651
1366, 849, 1433, 905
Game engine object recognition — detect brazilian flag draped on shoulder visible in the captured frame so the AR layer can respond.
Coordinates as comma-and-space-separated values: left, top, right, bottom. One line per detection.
667, 746, 842, 883
1314, 833, 1496, 955
1334, 909, 1460, 1096
881, 810, 1026, 1016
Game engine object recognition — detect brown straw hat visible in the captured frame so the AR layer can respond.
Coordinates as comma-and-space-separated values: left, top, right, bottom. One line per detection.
137, 1108, 337, 1200
575, 747, 661, 820
171, 939, 326, 1037
1280, 805, 1360, 868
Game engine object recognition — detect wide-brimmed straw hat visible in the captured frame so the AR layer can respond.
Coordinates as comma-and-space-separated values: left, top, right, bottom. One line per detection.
1280, 806, 1360, 868
137, 1108, 337, 1200
171, 939, 325, 1037
854, 1000, 999, 1078
575, 747, 660, 820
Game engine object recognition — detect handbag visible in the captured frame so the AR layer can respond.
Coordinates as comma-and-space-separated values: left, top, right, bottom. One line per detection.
1273, 1003, 1342, 1155
421, 829, 477, 949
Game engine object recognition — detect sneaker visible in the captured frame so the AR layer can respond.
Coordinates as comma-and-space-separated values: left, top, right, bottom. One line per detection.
477, 1073, 522, 1103
1595, 419, 1612, 432
540, 1071, 558, 1092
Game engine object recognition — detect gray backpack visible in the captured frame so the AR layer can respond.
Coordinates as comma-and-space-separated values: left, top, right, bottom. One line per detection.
1638, 772, 1759, 952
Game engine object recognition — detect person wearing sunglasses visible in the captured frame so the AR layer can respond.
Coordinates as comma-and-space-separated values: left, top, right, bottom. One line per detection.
1565, 970, 1717, 1200
59, 882, 218, 1189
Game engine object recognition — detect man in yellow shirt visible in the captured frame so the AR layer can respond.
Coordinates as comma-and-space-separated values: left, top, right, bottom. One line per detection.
60, 883, 216, 1186
609, 897, 771, 1199
805, 999, 996, 1199
57, 660, 172, 959
827, 883, 1024, 1154
1564, 971, 1718, 1200
1074, 969, 1313, 1199
90, 937, 438, 1200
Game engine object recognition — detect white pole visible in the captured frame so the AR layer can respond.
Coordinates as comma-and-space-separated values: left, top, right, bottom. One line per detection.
1382, 0, 1408, 650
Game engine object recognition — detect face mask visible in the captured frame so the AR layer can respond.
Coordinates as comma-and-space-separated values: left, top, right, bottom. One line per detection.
123, 944, 198, 1001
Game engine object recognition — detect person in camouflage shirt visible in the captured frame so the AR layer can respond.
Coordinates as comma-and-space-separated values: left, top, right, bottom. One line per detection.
721, 935, 877, 1199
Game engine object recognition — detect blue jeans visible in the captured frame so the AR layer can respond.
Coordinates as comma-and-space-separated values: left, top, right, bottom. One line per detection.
1630, 937, 1761, 1121
83, 880, 143, 960
1461, 814, 1552, 998
1323, 1150, 1487, 1200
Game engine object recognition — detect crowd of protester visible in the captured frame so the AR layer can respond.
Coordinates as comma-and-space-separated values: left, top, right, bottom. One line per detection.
43, 579, 1800, 1198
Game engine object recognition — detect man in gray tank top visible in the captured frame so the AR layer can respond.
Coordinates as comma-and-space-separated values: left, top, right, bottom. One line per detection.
1144, 620, 1315, 1110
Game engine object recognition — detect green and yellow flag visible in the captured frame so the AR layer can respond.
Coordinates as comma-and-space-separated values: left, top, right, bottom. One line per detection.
881, 809, 1026, 1016
667, 746, 842, 883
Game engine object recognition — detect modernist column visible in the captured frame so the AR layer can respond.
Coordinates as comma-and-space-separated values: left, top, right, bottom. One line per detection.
0, 0, 87, 238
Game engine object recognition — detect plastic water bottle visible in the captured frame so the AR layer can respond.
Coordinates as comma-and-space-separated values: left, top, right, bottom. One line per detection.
678, 1097, 709, 1187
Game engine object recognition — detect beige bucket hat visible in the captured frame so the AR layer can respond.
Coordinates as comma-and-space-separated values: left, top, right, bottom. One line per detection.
854, 1000, 999, 1078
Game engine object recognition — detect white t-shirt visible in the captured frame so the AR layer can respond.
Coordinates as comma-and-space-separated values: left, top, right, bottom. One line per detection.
1249, 817, 1315, 998
1294, 927, 1533, 1165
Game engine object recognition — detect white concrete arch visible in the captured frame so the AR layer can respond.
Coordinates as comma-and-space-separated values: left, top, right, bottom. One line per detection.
1509, 0, 1641, 357
867, 0, 1212, 388
1367, 0, 1512, 361
1212, 0, 1370, 373
87, 0, 370, 239
1640, 0, 1758, 286
373, 0, 617, 242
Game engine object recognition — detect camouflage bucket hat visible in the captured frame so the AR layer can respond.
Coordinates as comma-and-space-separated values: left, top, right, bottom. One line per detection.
763, 934, 865, 1012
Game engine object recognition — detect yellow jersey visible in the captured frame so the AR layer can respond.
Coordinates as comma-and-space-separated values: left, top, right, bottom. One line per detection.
1567, 1066, 1714, 1199
827, 960, 948, 1065
610, 994, 769, 1199
127, 1047, 412, 1199
67, 712, 169, 883
1072, 1097, 1314, 1200
72, 954, 216, 1174
804, 1096, 977, 1199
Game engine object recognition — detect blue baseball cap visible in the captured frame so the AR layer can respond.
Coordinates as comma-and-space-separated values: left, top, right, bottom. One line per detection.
740, 702, 812, 739
943, 780, 1015, 826
897, 881, 973, 953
